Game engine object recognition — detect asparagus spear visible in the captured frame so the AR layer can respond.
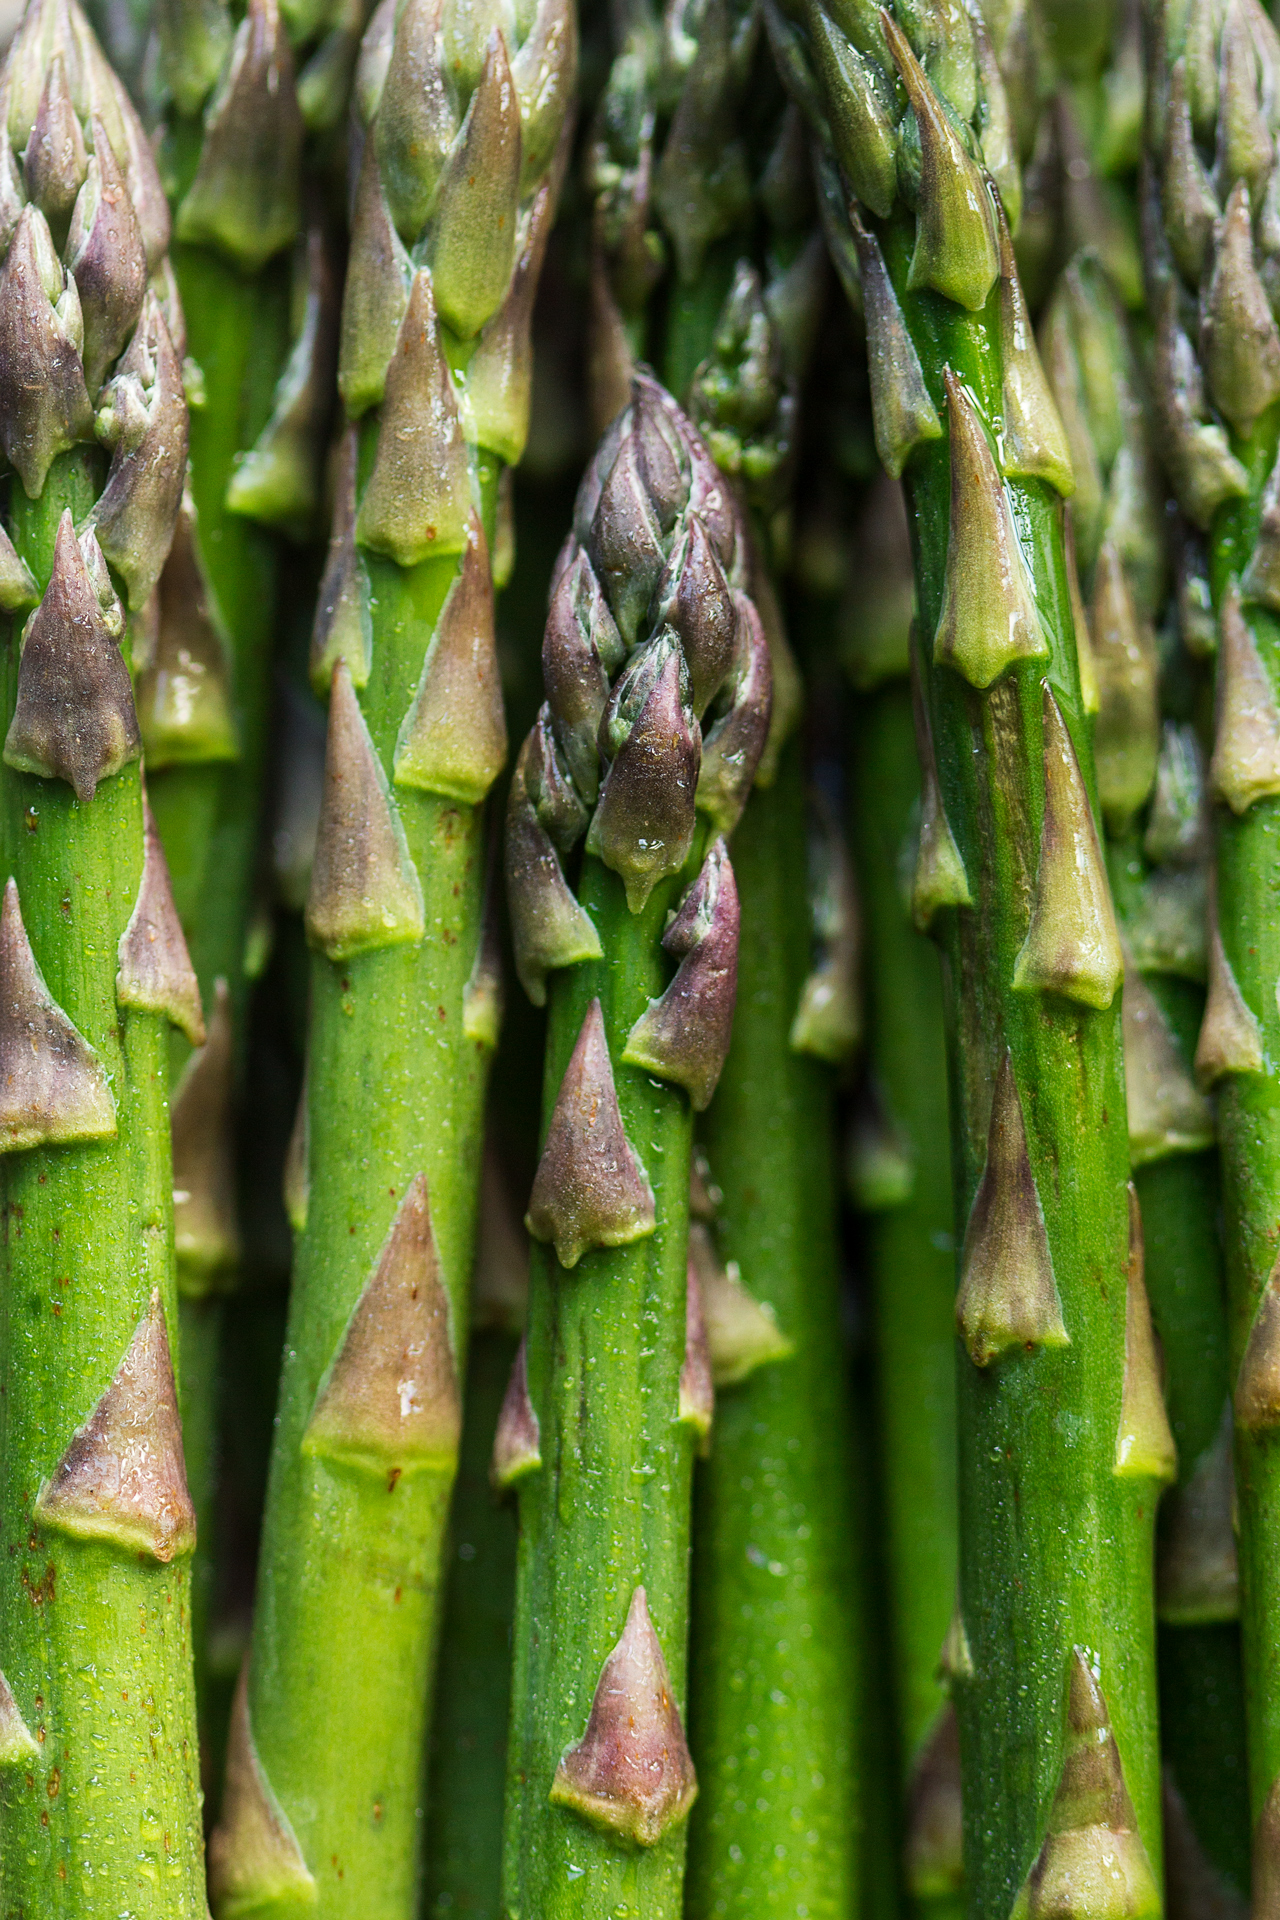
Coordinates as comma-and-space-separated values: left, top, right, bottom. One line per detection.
1144, 0, 1280, 1880
502, 373, 770, 1917
1039, 228, 1252, 1895
842, 475, 962, 1916
208, 0, 574, 1906
0, 0, 205, 1908
587, 28, 866, 1903
769, 0, 1168, 1899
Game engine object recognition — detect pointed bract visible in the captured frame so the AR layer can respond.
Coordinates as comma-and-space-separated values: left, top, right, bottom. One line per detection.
697, 591, 772, 837
911, 651, 972, 930
208, 1664, 317, 1912
311, 426, 372, 693
304, 1173, 461, 1472
587, 637, 701, 912
956, 1052, 1068, 1367
525, 997, 655, 1268
1159, 1408, 1238, 1624
550, 1586, 698, 1846
1011, 1652, 1160, 1919
4, 513, 138, 802
66, 119, 147, 394
355, 270, 472, 567
1235, 1255, 1280, 1432
0, 876, 116, 1151
136, 488, 237, 766
882, 12, 998, 311
904, 1707, 964, 1899
933, 374, 1049, 689
490, 1334, 541, 1489
1200, 181, 1280, 437
996, 204, 1074, 497
1123, 965, 1214, 1165
689, 1220, 792, 1386
35, 1289, 196, 1560
429, 29, 522, 339
469, 172, 558, 464
393, 512, 507, 803
678, 1256, 714, 1445
505, 737, 602, 1005
1209, 584, 1280, 814
174, 0, 303, 272
373, 0, 456, 240
305, 661, 425, 962
0, 204, 93, 497
0, 1671, 37, 1767
117, 796, 206, 1045
1091, 542, 1159, 831
338, 130, 412, 417
622, 839, 739, 1110
850, 211, 942, 480
171, 977, 238, 1290
1114, 1188, 1177, 1481
1195, 911, 1263, 1087
0, 523, 38, 614
1013, 688, 1124, 1009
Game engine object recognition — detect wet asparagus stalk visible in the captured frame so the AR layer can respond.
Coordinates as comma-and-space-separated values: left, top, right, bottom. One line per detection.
842, 476, 962, 1915
1041, 230, 1252, 1895
207, 0, 574, 1906
502, 373, 769, 1916
768, 0, 1168, 1898
1144, 0, 1280, 1881
0, 0, 207, 1908
586, 24, 864, 1904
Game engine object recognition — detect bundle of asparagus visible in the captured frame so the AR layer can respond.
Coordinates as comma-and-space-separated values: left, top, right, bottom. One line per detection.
6, 0, 1280, 1908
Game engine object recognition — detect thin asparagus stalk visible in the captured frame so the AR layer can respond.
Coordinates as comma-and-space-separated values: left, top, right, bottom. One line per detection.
769, 0, 1168, 1900
1144, 3, 1280, 1880
208, 0, 574, 1906
843, 488, 962, 1914
502, 374, 769, 1917
0, 0, 205, 1907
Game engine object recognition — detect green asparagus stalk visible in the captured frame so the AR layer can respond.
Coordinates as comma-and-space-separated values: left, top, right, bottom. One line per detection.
688, 739, 864, 1918
501, 373, 770, 1916
843, 479, 962, 1916
0, 0, 207, 1907
769, 0, 1169, 1901
586, 29, 867, 1907
1144, 1, 1280, 1883
1039, 226, 1252, 1894
425, 1143, 528, 1920
207, 0, 574, 1906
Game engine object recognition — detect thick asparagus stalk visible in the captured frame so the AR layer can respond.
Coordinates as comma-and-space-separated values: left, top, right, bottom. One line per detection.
502, 374, 769, 1917
843, 484, 962, 1914
1144, 1, 1280, 1881
207, 0, 574, 1907
0, 0, 205, 1907
769, 0, 1167, 1899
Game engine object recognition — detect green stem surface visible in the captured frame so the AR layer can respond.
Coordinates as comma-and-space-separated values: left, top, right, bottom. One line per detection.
1207, 409, 1280, 1828
425, 1327, 521, 1919
846, 679, 960, 1919
503, 852, 698, 1919
886, 215, 1161, 1905
0, 451, 205, 1916
687, 742, 862, 1918
246, 476, 496, 1913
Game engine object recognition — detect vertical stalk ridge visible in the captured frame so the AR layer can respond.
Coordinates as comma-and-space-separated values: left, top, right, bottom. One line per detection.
0, 0, 204, 1901
209, 0, 574, 1906
768, 0, 1164, 1902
